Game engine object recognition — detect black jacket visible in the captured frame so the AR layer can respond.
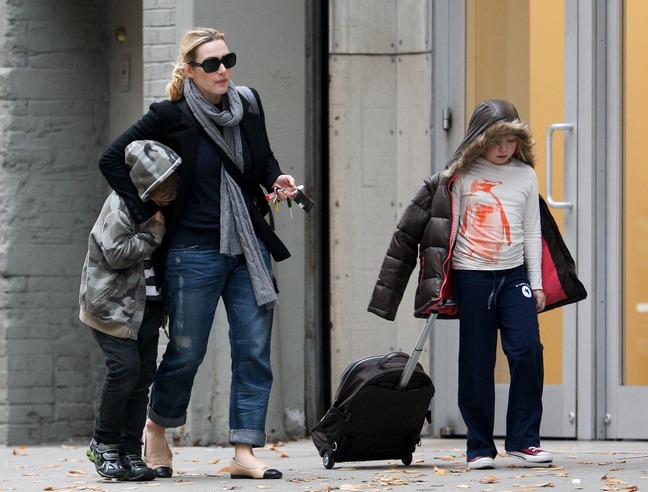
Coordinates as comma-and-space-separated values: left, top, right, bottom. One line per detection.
99, 88, 290, 277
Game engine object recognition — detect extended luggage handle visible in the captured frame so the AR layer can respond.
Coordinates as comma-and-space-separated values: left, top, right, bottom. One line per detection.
396, 314, 437, 391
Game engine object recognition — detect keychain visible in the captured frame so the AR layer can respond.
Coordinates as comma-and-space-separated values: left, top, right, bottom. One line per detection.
265, 185, 313, 216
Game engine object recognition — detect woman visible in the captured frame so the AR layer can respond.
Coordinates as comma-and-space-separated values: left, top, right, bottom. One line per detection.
99, 27, 297, 480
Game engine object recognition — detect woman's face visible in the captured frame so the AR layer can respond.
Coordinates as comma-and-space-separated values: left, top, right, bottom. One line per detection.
185, 39, 232, 104
484, 136, 518, 165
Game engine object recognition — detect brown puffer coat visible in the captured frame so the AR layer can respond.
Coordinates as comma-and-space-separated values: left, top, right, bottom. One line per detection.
367, 171, 456, 321
367, 99, 587, 321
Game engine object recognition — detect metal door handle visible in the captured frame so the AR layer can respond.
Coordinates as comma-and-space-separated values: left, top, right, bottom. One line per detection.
546, 123, 574, 209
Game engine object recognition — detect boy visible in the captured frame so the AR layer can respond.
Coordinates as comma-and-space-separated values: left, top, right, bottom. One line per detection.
79, 140, 180, 481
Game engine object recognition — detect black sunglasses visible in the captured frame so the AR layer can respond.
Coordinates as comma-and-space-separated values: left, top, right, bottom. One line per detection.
189, 52, 237, 73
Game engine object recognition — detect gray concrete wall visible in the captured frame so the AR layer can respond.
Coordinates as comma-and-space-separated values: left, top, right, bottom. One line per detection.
0, 0, 109, 444
0, 0, 432, 446
328, 0, 433, 388
142, 0, 310, 445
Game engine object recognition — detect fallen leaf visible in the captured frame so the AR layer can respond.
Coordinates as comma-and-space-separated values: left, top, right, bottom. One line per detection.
13, 445, 30, 456
434, 466, 449, 476
207, 459, 221, 464
480, 475, 500, 484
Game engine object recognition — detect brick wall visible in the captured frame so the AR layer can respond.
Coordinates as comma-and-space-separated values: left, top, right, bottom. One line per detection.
143, 0, 177, 107
0, 0, 109, 444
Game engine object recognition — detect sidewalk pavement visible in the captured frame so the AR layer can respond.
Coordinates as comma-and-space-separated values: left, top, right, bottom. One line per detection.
2, 437, 646, 491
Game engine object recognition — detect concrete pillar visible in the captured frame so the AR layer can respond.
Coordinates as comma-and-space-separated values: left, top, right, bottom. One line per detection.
329, 0, 433, 388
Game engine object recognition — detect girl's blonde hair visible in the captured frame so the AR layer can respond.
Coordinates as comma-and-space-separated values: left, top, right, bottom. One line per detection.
444, 119, 536, 177
166, 27, 226, 101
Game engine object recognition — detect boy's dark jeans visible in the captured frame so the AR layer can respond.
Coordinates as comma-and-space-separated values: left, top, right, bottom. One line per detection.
91, 300, 162, 455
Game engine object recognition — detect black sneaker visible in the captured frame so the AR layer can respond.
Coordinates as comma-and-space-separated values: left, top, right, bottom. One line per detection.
86, 439, 126, 480
120, 452, 156, 481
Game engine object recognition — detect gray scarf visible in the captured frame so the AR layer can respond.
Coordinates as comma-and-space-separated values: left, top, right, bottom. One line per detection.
184, 78, 277, 309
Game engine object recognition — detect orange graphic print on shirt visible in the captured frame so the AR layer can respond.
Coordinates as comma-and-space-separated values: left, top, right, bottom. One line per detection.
460, 179, 511, 263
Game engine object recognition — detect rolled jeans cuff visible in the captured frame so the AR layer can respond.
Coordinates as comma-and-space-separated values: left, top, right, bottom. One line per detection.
229, 429, 267, 447
148, 406, 186, 429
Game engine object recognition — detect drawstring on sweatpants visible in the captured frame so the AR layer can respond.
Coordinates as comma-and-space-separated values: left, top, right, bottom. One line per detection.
487, 272, 506, 310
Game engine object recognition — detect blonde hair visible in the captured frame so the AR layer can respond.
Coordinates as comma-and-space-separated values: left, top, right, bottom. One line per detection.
166, 27, 226, 102
149, 172, 180, 202
444, 119, 536, 177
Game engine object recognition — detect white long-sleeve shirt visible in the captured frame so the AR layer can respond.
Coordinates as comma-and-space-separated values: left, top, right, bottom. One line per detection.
451, 157, 543, 290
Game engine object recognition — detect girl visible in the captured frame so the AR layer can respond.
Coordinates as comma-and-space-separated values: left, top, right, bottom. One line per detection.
368, 100, 553, 469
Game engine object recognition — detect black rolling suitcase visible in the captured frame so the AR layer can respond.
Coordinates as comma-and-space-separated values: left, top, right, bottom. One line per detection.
311, 315, 437, 469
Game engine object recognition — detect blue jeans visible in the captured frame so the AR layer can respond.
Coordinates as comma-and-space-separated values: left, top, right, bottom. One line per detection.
91, 300, 162, 454
148, 242, 274, 447
453, 266, 544, 460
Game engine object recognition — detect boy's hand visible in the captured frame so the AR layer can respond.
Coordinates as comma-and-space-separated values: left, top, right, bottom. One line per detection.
139, 211, 165, 230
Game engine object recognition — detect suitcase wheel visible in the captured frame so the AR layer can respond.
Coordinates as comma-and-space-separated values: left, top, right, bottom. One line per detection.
323, 451, 335, 469
401, 452, 413, 466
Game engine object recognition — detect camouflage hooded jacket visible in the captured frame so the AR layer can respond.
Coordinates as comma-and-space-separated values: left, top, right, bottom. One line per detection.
79, 141, 180, 339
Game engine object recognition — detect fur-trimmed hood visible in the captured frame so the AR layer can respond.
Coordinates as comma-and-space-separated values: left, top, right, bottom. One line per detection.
444, 99, 535, 177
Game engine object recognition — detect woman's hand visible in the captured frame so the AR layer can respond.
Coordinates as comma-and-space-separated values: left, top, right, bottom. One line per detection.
533, 289, 546, 312
271, 175, 298, 201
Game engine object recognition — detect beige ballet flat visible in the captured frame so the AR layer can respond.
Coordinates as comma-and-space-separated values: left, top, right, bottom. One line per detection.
229, 458, 282, 479
142, 427, 173, 478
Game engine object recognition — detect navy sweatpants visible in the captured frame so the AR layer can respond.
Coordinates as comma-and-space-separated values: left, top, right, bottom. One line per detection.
453, 265, 544, 460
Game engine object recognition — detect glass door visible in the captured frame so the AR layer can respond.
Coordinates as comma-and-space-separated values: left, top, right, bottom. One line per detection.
466, 0, 577, 439
431, 0, 583, 439
433, 0, 648, 442
606, 0, 648, 439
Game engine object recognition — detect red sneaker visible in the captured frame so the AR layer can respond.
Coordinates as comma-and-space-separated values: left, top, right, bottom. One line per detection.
507, 447, 553, 463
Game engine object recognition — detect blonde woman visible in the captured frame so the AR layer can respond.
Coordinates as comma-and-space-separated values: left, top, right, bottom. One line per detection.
99, 27, 297, 480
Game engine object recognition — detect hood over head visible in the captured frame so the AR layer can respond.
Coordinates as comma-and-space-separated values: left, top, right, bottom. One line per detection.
444, 99, 535, 176
125, 140, 181, 201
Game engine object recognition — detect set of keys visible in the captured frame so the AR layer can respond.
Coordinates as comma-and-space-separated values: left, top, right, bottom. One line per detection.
265, 185, 314, 217
266, 186, 294, 217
